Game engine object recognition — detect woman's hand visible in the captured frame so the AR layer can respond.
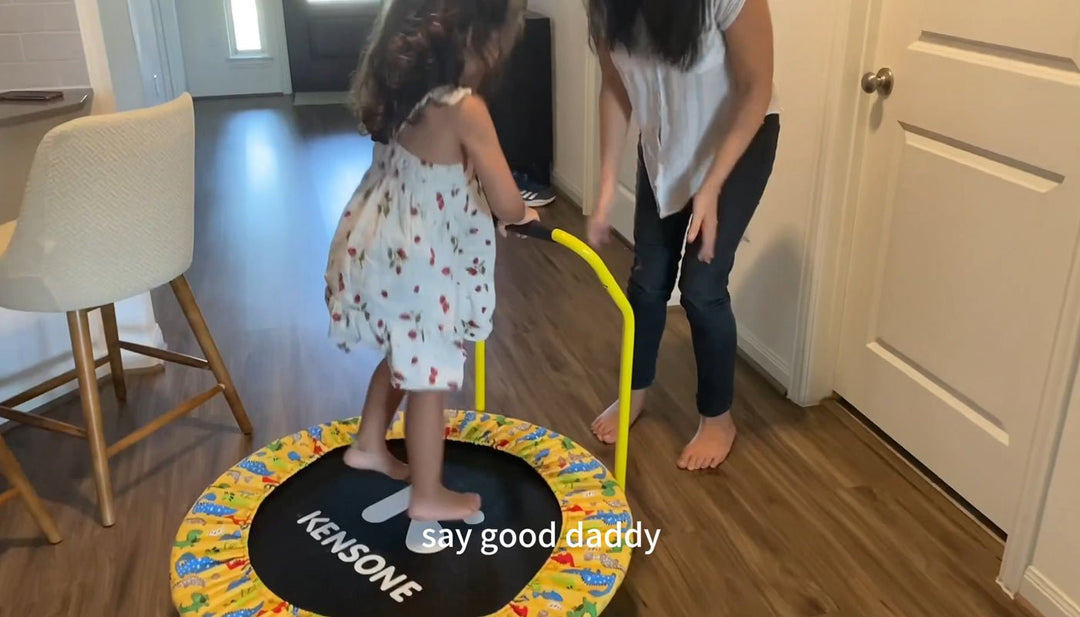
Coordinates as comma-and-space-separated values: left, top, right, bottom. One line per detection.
587, 185, 615, 247
686, 189, 719, 263
686, 0, 773, 265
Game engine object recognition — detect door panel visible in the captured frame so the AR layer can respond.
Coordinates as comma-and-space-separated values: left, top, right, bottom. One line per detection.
922, 1, 1080, 61
282, 0, 380, 93
835, 0, 1080, 531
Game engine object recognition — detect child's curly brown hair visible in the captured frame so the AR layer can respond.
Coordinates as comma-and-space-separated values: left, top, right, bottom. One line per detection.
349, 0, 527, 143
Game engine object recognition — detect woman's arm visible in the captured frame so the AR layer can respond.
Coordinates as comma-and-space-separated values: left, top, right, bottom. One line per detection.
688, 0, 774, 260
588, 41, 633, 245
455, 94, 532, 225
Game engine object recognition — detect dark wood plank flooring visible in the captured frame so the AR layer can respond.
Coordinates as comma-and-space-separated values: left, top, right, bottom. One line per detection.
0, 96, 1036, 617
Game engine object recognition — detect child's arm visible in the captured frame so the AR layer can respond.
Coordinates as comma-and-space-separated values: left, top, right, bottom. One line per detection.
455, 95, 532, 225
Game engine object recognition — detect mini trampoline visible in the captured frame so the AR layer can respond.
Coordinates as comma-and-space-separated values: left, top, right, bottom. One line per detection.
170, 223, 636, 617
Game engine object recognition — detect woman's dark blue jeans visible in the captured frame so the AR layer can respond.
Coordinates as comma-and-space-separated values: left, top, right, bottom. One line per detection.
628, 114, 780, 417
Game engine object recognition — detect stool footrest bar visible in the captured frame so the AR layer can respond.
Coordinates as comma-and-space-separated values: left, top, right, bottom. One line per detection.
0, 406, 87, 438
118, 341, 210, 370
1, 356, 109, 409
106, 384, 225, 458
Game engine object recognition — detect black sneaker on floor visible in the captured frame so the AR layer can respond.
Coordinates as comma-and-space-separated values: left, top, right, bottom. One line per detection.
514, 171, 556, 207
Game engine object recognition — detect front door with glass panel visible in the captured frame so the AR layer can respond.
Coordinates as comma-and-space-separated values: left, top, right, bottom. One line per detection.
176, 0, 292, 97
282, 0, 382, 93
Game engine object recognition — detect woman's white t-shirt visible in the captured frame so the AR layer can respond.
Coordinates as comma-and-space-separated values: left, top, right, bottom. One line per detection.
608, 0, 780, 218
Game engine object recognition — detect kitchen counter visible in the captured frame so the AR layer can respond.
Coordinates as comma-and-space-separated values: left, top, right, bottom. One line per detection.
0, 88, 94, 224
0, 88, 93, 128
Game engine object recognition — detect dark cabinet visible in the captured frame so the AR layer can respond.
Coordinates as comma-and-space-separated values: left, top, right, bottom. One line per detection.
486, 12, 554, 186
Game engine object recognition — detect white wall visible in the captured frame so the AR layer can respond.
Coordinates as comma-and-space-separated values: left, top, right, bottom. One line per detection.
528, 0, 841, 391
97, 0, 145, 111
0, 0, 90, 89
73, 0, 116, 112
1023, 392, 1080, 617
176, 0, 291, 97
527, 0, 589, 205
726, 0, 842, 388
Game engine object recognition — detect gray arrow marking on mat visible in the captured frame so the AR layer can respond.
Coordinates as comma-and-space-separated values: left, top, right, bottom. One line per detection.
363, 486, 485, 554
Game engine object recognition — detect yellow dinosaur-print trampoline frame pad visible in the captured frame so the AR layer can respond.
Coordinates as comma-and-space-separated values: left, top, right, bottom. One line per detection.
170, 410, 633, 617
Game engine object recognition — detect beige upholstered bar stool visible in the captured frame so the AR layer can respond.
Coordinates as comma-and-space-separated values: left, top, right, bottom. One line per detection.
0, 93, 253, 527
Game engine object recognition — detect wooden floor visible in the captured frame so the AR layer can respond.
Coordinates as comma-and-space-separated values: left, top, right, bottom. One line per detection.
0, 96, 1037, 617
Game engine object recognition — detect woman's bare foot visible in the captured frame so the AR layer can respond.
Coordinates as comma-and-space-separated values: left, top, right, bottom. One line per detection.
408, 487, 482, 522
591, 389, 647, 444
677, 413, 737, 470
343, 444, 409, 481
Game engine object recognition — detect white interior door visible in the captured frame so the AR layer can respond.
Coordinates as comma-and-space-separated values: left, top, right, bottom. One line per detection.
609, 121, 639, 244
835, 0, 1080, 532
176, 0, 291, 97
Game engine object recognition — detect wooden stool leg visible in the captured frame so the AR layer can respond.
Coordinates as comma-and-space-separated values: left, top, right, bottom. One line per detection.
68, 310, 116, 527
170, 275, 254, 435
0, 434, 61, 544
100, 304, 127, 403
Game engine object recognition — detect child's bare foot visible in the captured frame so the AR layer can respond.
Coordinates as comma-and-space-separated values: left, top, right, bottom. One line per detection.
677, 413, 737, 470
343, 444, 409, 481
591, 389, 647, 444
408, 487, 482, 522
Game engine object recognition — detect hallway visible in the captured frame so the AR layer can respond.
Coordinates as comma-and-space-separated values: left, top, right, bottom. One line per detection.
0, 96, 1035, 617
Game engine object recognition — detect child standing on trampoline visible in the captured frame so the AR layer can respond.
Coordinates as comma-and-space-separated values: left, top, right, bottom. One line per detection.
324, 0, 535, 522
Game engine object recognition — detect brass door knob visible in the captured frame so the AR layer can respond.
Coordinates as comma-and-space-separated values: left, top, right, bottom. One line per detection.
861, 68, 894, 95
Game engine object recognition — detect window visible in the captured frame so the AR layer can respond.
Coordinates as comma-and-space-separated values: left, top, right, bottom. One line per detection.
226, 0, 266, 58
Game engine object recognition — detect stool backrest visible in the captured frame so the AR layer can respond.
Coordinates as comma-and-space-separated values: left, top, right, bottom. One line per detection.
0, 93, 195, 312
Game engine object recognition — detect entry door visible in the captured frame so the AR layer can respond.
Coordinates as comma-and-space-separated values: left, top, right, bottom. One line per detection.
835, 0, 1080, 532
282, 0, 380, 93
176, 0, 292, 97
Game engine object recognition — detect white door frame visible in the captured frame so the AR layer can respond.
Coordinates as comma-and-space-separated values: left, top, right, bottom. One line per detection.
786, 0, 876, 409
790, 0, 1080, 596
154, 0, 188, 98
582, 53, 600, 217
127, 0, 167, 105
124, 0, 186, 103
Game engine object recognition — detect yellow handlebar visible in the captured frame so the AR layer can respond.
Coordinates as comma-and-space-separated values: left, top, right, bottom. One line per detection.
474, 227, 634, 490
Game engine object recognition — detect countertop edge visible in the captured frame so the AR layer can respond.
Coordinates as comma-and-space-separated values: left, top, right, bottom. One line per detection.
0, 88, 94, 129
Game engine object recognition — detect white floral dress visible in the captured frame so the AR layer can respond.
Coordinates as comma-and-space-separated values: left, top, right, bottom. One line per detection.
324, 86, 496, 391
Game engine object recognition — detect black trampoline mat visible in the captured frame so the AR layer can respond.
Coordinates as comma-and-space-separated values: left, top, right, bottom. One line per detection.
248, 440, 563, 616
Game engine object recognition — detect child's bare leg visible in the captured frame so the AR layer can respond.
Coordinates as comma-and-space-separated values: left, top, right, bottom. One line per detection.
405, 390, 481, 521
344, 359, 409, 480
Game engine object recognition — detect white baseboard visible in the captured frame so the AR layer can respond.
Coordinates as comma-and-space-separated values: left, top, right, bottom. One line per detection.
551, 169, 583, 210
1021, 567, 1080, 617
737, 327, 792, 392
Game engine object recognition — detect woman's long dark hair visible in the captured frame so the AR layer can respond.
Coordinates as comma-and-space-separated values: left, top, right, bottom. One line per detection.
587, 0, 709, 69
350, 0, 525, 142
